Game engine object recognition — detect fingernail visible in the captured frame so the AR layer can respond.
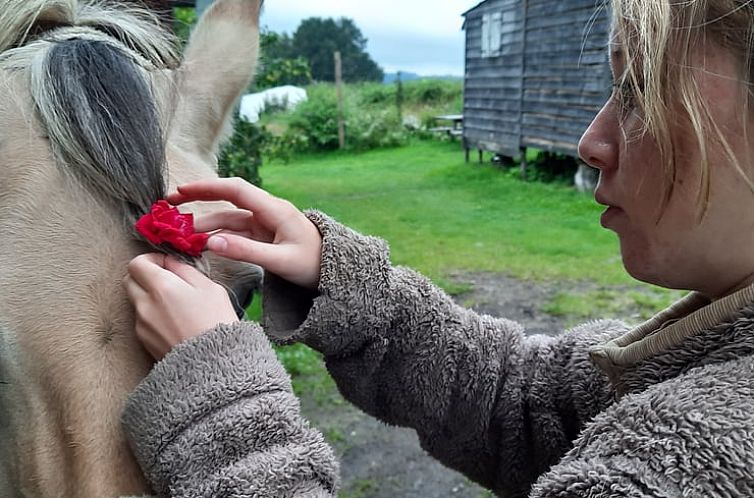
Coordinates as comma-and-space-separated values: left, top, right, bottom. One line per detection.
208, 236, 228, 252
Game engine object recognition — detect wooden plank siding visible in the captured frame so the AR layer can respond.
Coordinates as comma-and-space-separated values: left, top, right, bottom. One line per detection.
462, 0, 611, 157
463, 0, 526, 156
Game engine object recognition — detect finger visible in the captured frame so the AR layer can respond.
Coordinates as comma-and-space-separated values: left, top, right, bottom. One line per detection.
127, 253, 183, 291
163, 256, 213, 288
124, 275, 149, 305
134, 320, 164, 360
206, 233, 281, 268
168, 178, 290, 226
193, 209, 254, 233
212, 228, 254, 239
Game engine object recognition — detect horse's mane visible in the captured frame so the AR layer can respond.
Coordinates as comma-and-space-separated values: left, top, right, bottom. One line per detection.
0, 0, 180, 224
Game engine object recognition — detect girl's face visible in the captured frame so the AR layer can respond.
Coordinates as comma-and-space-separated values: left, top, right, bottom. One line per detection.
579, 41, 754, 298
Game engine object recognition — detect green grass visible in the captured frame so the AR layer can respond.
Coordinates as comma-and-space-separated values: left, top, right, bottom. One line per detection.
339, 478, 379, 498
263, 140, 630, 286
252, 140, 685, 403
257, 140, 639, 387
542, 288, 686, 328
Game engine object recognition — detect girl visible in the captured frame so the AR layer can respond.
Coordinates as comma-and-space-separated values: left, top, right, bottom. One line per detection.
123, 1, 754, 495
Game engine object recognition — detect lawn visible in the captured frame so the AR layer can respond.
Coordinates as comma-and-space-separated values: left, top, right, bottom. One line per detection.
246, 139, 682, 396
262, 139, 631, 287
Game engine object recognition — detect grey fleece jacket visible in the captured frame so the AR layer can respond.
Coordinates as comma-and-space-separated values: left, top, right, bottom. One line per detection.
121, 321, 339, 497
122, 212, 754, 497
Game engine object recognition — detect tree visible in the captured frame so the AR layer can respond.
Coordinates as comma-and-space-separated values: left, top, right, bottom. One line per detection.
261, 29, 294, 60
291, 17, 383, 83
255, 29, 312, 89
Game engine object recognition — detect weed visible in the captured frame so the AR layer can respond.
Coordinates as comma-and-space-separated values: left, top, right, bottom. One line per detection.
340, 479, 379, 498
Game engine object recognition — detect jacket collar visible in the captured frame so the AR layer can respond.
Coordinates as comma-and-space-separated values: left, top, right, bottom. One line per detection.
589, 284, 754, 396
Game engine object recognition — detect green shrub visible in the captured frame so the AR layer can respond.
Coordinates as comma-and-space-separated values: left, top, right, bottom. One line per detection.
255, 57, 312, 90
522, 151, 579, 184
287, 85, 341, 150
266, 80, 463, 157
347, 108, 409, 151
357, 82, 396, 105
354, 79, 462, 109
285, 84, 409, 153
218, 119, 271, 186
405, 79, 462, 105
265, 132, 309, 163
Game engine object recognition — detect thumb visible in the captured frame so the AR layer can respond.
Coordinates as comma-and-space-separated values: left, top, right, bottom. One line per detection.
207, 233, 280, 270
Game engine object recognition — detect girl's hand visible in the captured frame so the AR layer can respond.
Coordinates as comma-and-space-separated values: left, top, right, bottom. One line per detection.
168, 178, 323, 291
125, 253, 238, 360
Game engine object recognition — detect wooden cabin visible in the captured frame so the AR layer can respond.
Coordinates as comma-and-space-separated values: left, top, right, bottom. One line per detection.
461, 0, 612, 163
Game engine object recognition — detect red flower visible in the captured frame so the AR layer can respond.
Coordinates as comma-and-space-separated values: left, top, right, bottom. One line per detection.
135, 201, 208, 257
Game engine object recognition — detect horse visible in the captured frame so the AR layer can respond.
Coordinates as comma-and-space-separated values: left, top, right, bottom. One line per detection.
0, 1, 263, 496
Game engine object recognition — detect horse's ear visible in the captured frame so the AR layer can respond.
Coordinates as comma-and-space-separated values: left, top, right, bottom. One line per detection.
170, 0, 261, 160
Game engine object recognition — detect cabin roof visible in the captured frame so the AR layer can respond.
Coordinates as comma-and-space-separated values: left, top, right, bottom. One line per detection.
462, 0, 490, 17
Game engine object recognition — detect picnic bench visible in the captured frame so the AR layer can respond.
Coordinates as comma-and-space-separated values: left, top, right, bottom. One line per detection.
429, 114, 464, 138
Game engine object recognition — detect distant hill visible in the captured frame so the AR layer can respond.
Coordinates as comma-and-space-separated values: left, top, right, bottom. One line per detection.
383, 72, 463, 84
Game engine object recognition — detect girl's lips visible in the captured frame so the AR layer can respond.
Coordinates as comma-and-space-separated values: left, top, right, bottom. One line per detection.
600, 205, 623, 228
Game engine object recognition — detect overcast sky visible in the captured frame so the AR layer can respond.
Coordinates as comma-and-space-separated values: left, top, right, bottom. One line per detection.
260, 0, 481, 76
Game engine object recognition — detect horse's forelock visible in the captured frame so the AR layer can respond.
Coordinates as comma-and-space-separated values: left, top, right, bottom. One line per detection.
32, 38, 166, 223
0, 1, 178, 67
0, 1, 181, 233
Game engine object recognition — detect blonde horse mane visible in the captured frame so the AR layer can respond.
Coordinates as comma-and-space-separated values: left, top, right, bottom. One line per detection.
0, 0, 180, 227
0, 0, 178, 67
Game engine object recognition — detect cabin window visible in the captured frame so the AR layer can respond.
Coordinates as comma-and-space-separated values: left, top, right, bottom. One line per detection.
481, 11, 502, 57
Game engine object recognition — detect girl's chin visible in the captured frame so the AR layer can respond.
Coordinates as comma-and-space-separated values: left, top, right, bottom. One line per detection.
617, 238, 660, 285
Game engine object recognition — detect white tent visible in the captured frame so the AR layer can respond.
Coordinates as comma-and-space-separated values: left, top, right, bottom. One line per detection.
239, 85, 308, 123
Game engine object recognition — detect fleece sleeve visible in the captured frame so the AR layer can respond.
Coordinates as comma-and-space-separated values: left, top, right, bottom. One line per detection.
529, 358, 754, 498
121, 322, 339, 498
263, 211, 626, 496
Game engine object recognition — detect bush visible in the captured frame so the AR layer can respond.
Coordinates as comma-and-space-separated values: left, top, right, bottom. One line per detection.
347, 108, 408, 151
524, 152, 579, 184
500, 150, 579, 185
261, 79, 462, 158
285, 84, 409, 153
218, 119, 271, 186
265, 132, 309, 163
287, 85, 341, 151
357, 82, 396, 105
404, 79, 462, 105
255, 57, 312, 90
354, 79, 462, 108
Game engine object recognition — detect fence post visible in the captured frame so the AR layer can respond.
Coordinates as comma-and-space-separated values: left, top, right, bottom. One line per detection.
334, 51, 346, 150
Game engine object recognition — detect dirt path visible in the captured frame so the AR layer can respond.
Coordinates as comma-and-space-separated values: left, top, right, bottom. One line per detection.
298, 273, 657, 498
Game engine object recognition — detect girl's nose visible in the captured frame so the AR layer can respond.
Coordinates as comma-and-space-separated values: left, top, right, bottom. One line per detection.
578, 103, 618, 172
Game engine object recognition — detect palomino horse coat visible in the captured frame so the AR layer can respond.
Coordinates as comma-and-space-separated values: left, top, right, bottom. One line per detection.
0, 1, 263, 496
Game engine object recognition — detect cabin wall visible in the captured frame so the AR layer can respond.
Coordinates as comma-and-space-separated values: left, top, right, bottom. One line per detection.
463, 0, 611, 157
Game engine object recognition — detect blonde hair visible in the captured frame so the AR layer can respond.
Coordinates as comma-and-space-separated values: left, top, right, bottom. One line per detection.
0, 0, 178, 69
610, 0, 754, 215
